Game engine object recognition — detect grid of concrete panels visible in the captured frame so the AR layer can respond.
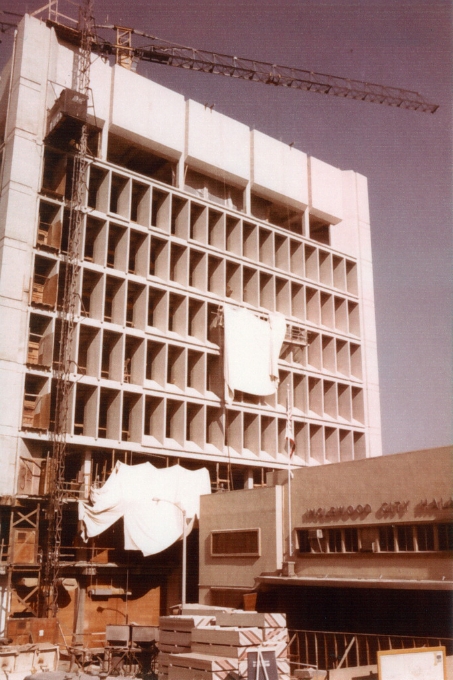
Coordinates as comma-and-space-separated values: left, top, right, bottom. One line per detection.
22, 151, 367, 466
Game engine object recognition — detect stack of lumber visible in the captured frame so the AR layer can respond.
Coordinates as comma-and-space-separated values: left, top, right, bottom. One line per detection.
156, 614, 216, 680
158, 608, 290, 680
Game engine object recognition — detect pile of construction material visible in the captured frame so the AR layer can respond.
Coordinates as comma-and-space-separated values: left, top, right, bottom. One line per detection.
156, 605, 290, 680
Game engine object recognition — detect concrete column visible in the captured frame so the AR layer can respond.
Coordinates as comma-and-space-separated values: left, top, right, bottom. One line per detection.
244, 468, 254, 490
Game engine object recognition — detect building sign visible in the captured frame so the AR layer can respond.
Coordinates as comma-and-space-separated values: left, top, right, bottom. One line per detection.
303, 500, 414, 522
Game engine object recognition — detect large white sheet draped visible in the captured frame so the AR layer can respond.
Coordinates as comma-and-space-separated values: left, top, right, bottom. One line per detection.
78, 462, 211, 556
223, 306, 286, 401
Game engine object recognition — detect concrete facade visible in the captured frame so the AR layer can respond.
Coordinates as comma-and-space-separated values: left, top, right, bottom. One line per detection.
0, 14, 381, 634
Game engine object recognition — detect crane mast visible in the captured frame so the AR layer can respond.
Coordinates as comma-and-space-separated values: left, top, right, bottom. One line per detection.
42, 0, 95, 617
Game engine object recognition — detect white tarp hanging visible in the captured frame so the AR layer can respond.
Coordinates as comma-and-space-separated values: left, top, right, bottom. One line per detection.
223, 305, 286, 401
78, 462, 211, 556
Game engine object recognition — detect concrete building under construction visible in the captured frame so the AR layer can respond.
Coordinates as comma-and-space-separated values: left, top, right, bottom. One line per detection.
0, 11, 381, 641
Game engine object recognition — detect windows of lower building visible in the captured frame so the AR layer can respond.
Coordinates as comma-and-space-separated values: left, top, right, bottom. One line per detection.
297, 523, 453, 555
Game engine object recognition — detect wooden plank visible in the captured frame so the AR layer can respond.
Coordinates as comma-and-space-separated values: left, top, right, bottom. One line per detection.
159, 643, 191, 654
168, 652, 239, 672
192, 626, 262, 647
160, 615, 215, 631
216, 611, 286, 628
191, 642, 251, 660
159, 630, 192, 646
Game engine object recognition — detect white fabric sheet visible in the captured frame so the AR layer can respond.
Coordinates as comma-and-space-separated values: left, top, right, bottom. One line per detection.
223, 306, 286, 401
78, 462, 211, 556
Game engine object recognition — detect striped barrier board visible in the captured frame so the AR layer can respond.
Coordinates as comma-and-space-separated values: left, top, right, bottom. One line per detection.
262, 627, 289, 645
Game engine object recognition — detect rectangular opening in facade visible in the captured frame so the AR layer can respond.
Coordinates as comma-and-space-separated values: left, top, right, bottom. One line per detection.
110, 173, 130, 218
320, 292, 334, 328
225, 409, 242, 453
276, 277, 290, 315
306, 287, 320, 324
187, 350, 204, 392
144, 396, 164, 441
131, 181, 150, 225
310, 424, 323, 463
84, 216, 105, 264
31, 256, 58, 309
167, 344, 185, 389
37, 201, 62, 251
148, 287, 167, 330
243, 267, 258, 306
165, 398, 184, 444
186, 403, 203, 446
350, 343, 362, 379
206, 406, 223, 449
323, 380, 337, 418
243, 412, 259, 454
208, 209, 224, 249
149, 236, 168, 279
291, 282, 304, 320
333, 256, 346, 291
151, 188, 170, 230
308, 377, 322, 415
22, 375, 50, 430
107, 224, 126, 270
243, 222, 258, 260
98, 388, 120, 439
322, 335, 336, 372
275, 234, 289, 271
87, 166, 108, 212
226, 217, 241, 255
346, 260, 358, 295
80, 269, 102, 319
101, 330, 122, 381
77, 324, 100, 377
104, 276, 125, 324
73, 383, 97, 436
319, 250, 332, 286
348, 301, 360, 336
168, 293, 186, 335
188, 298, 205, 341
208, 255, 224, 296
325, 426, 339, 463
304, 244, 319, 281
128, 230, 147, 275
259, 271, 274, 310
339, 429, 353, 461
146, 340, 165, 384
307, 332, 321, 369
259, 228, 273, 266
261, 416, 276, 456
171, 195, 188, 238
189, 249, 206, 290
226, 261, 241, 302
108, 133, 176, 184
206, 352, 222, 396
122, 392, 141, 442
170, 243, 188, 285
336, 339, 350, 375
27, 314, 53, 368
338, 383, 352, 421
351, 387, 365, 423
126, 282, 145, 329
190, 202, 206, 242
334, 296, 348, 333
41, 147, 67, 198
290, 240, 304, 276
124, 335, 143, 384
309, 216, 330, 245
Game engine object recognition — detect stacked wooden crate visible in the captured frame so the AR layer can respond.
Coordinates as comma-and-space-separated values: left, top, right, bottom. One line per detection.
158, 609, 290, 680
156, 614, 216, 680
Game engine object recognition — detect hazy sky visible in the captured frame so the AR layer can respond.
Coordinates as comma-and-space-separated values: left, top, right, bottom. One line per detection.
1, 0, 451, 454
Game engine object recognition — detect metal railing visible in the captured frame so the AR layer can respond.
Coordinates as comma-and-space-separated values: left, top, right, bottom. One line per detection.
288, 629, 453, 672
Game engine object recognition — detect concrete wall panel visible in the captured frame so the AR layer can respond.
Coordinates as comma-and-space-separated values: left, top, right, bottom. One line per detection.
186, 100, 250, 184
251, 130, 308, 208
111, 65, 185, 157
309, 156, 343, 224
